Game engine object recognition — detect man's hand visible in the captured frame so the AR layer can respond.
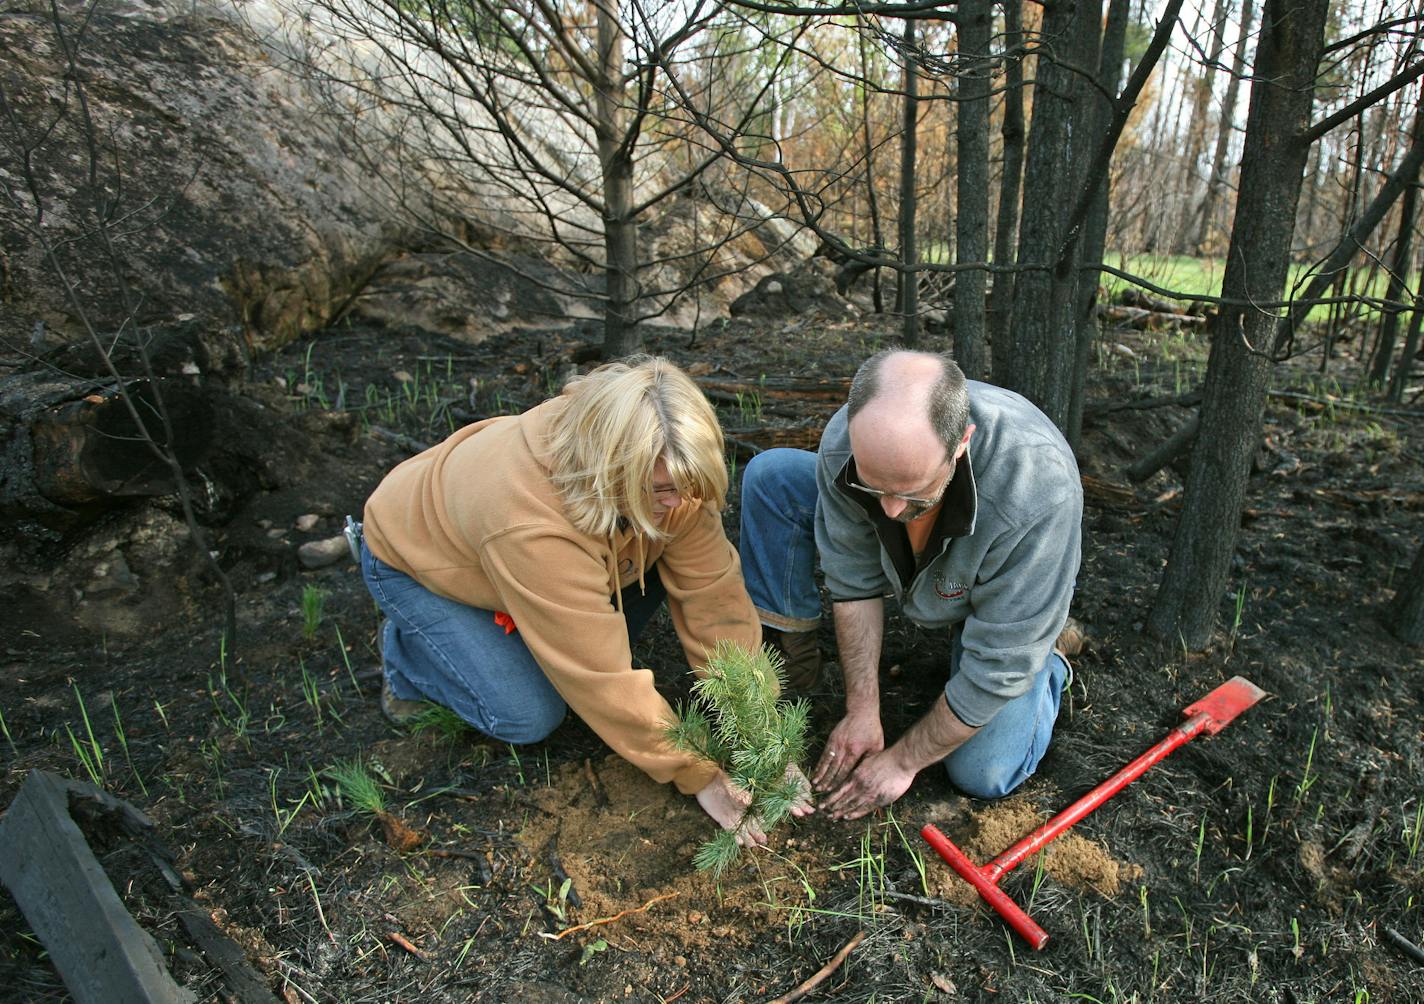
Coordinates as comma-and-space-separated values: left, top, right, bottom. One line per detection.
695, 770, 766, 846
812, 709, 884, 793
818, 748, 916, 821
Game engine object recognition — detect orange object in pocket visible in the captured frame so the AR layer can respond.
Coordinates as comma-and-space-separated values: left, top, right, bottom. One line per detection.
493, 611, 517, 635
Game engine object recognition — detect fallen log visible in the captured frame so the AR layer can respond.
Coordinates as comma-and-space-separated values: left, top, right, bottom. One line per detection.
723, 426, 824, 458
694, 375, 850, 404
1102, 305, 1208, 331
1125, 413, 1201, 483
1116, 287, 1209, 316
1081, 475, 1141, 510
1, 372, 211, 513
1086, 390, 1202, 418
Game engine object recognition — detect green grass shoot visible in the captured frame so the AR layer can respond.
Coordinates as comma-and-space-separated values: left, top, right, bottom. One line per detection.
407, 704, 473, 740
110, 694, 147, 796
65, 684, 105, 787
301, 585, 327, 641
0, 703, 16, 757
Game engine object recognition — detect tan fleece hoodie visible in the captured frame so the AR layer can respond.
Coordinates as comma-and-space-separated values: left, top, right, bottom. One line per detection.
362, 395, 761, 795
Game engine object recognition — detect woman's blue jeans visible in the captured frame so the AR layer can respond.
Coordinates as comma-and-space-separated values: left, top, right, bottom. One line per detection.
738, 448, 1067, 799
359, 534, 666, 744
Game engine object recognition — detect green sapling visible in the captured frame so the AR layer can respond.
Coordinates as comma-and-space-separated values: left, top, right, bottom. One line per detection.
665, 640, 811, 877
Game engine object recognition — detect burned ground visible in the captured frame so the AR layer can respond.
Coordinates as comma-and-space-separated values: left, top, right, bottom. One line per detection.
1, 315, 1422, 1003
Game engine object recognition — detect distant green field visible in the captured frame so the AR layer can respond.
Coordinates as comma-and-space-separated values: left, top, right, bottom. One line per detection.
1101, 252, 1413, 324
1100, 253, 1224, 301
910, 248, 1409, 325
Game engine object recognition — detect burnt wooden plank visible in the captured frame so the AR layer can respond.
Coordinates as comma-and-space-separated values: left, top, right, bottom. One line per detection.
0, 769, 195, 1004
175, 905, 279, 1004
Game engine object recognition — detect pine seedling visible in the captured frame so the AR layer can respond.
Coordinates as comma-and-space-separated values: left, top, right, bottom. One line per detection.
325, 757, 424, 851
664, 640, 810, 878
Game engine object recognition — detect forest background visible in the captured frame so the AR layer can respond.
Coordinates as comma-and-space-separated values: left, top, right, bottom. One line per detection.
2, 0, 1424, 999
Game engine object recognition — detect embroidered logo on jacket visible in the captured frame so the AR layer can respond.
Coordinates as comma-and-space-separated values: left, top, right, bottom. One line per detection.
934, 572, 969, 600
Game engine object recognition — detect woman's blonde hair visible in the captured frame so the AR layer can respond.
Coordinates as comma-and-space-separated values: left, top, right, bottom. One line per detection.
547, 355, 728, 539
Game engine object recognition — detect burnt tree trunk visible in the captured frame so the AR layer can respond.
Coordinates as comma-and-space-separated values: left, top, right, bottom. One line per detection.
897, 18, 920, 347
1173, 0, 1230, 253
953, 0, 991, 379
857, 20, 887, 315
1067, 0, 1131, 450
1371, 98, 1424, 388
987, 0, 1026, 372
1147, 0, 1330, 649
1194, 0, 1254, 253
1392, 537, 1424, 644
1389, 286, 1424, 403
1274, 104, 1424, 361
595, 0, 640, 359
1002, 0, 1102, 427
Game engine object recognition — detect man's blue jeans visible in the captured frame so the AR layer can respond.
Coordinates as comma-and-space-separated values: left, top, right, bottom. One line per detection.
358, 534, 666, 744
738, 448, 1067, 799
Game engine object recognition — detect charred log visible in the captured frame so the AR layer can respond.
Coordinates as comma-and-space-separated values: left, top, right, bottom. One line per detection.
1125, 412, 1200, 484
1, 373, 212, 520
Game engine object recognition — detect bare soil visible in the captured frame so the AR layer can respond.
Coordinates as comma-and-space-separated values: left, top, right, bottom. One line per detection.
2, 314, 1423, 1003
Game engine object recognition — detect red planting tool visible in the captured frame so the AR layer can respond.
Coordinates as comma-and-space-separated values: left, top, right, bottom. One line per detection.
922, 675, 1266, 950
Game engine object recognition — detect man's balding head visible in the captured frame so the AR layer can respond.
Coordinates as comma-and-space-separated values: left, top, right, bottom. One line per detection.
844, 351, 973, 521
846, 350, 970, 451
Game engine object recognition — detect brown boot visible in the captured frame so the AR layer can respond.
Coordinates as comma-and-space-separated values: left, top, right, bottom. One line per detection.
1055, 616, 1087, 658
764, 627, 821, 694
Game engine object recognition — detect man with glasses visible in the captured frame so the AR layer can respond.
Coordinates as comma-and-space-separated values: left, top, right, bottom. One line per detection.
739, 350, 1082, 819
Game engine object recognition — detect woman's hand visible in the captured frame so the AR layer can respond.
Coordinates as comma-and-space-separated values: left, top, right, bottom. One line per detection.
695, 770, 767, 846
785, 764, 815, 818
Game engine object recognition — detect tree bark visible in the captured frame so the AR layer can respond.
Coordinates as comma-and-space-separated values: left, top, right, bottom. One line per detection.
1067, 0, 1131, 450
857, 20, 887, 314
1371, 97, 1424, 388
987, 0, 1026, 373
898, 18, 920, 346
1147, 0, 1330, 649
1391, 537, 1424, 644
1002, 0, 1102, 426
1389, 287, 1424, 403
1194, 0, 1254, 253
1173, 0, 1230, 254
953, 0, 991, 379
595, 0, 640, 358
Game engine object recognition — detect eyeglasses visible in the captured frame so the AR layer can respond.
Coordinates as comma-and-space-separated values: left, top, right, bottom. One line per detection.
845, 479, 944, 507
847, 457, 954, 508
651, 485, 683, 501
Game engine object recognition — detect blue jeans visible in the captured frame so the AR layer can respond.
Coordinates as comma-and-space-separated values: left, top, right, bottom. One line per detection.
358, 534, 666, 744
739, 448, 1067, 799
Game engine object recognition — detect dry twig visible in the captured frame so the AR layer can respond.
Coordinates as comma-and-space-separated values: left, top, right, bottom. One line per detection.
387, 931, 427, 959
766, 930, 867, 1004
538, 892, 679, 940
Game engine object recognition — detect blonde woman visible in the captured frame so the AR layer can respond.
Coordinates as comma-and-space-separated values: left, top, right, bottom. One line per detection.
354, 356, 811, 841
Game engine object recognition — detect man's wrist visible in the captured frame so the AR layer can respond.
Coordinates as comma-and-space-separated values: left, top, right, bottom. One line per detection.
844, 691, 881, 718
884, 739, 921, 776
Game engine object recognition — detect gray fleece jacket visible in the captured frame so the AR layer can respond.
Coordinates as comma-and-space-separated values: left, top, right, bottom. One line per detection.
813, 381, 1082, 728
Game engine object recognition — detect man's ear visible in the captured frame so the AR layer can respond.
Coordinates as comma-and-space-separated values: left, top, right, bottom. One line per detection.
955, 423, 977, 459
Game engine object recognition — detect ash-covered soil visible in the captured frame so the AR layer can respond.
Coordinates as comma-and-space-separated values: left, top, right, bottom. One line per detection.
2, 315, 1422, 1003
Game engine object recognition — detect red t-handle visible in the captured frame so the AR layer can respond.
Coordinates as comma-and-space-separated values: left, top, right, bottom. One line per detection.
921, 824, 1050, 950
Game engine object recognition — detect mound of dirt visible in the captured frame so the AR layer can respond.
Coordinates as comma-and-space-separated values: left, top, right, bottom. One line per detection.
925, 797, 1144, 907
518, 754, 1144, 952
